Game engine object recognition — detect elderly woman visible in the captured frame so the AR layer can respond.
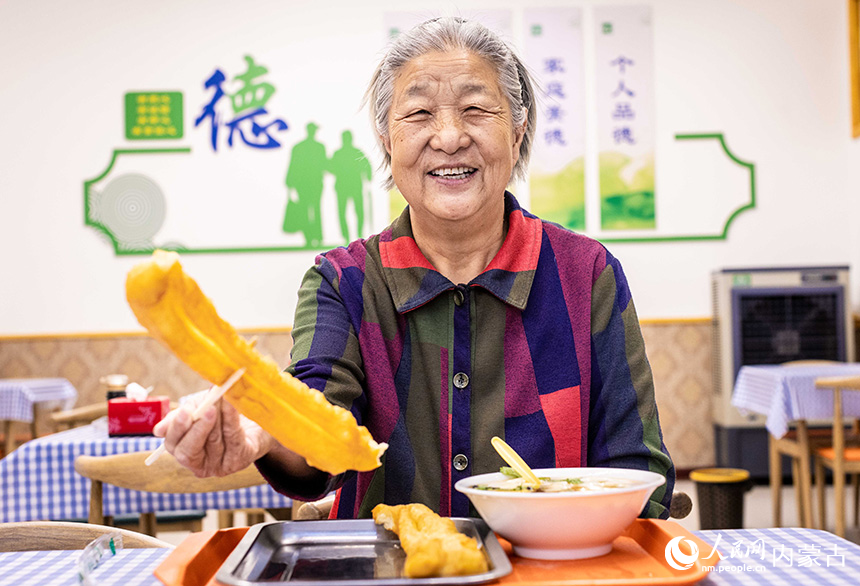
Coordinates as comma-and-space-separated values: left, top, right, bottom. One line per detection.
155, 17, 674, 519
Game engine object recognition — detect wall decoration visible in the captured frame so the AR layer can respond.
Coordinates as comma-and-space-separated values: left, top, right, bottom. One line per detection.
283, 124, 372, 246
594, 5, 656, 231
125, 92, 183, 140
523, 7, 586, 231
84, 53, 374, 255
195, 56, 289, 151
82, 10, 759, 257
599, 133, 755, 243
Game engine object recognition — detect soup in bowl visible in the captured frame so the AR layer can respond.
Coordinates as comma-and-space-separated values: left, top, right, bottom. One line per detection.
454, 467, 666, 560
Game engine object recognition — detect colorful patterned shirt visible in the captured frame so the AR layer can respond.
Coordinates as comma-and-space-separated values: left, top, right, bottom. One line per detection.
272, 193, 674, 519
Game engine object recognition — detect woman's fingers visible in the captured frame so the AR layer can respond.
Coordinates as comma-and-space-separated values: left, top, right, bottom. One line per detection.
153, 396, 261, 477
166, 404, 219, 474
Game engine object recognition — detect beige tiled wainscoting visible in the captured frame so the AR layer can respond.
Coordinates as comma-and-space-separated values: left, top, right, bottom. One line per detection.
2, 320, 715, 469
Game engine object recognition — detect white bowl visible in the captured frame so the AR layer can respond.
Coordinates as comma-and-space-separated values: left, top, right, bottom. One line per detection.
455, 467, 666, 560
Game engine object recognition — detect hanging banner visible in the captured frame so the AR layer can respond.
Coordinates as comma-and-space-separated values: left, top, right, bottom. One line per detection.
523, 7, 586, 231
594, 5, 656, 230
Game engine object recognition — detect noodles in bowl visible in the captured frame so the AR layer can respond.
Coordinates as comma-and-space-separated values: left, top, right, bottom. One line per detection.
455, 467, 666, 560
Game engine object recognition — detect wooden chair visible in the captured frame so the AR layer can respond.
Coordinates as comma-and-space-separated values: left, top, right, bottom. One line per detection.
49, 402, 109, 431
0, 521, 170, 551
813, 375, 860, 537
74, 450, 279, 537
768, 360, 845, 528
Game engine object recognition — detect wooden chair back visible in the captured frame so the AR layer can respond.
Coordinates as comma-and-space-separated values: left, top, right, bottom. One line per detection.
0, 521, 170, 551
74, 450, 268, 535
813, 375, 860, 537
50, 403, 109, 431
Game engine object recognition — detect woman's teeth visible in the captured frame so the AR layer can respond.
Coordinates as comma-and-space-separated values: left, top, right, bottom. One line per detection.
430, 167, 476, 180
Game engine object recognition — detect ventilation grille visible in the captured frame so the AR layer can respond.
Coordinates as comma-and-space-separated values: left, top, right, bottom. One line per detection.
735, 291, 841, 376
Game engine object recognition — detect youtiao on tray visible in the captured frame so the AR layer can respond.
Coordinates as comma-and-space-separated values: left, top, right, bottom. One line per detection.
125, 249, 387, 475
372, 503, 489, 578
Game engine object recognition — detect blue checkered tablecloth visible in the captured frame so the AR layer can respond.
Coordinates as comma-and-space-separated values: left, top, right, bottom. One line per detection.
0, 378, 78, 422
0, 547, 170, 586
731, 364, 860, 438
0, 527, 857, 585
697, 527, 860, 585
0, 419, 291, 522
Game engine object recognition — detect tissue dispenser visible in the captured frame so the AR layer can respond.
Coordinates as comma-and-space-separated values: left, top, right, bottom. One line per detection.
108, 396, 170, 436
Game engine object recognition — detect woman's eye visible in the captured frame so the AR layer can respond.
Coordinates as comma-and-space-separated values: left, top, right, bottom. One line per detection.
408, 109, 430, 118
465, 106, 485, 113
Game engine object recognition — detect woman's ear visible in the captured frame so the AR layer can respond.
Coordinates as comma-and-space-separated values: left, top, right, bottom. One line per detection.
512, 109, 528, 160
381, 133, 392, 156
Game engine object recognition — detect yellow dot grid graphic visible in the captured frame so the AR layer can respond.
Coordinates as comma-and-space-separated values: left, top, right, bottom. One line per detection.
127, 92, 181, 139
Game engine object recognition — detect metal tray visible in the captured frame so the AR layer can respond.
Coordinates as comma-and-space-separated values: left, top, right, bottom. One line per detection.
215, 518, 512, 586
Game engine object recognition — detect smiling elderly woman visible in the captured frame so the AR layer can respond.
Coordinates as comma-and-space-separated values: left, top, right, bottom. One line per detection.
154, 17, 675, 520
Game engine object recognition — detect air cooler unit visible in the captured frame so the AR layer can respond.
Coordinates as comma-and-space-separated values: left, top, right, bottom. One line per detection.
711, 266, 853, 478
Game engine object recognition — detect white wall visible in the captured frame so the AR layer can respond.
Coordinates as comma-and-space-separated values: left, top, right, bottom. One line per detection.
1, 0, 859, 335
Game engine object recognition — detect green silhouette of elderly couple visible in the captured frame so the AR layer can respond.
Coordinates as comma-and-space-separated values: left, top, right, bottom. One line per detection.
283, 122, 372, 247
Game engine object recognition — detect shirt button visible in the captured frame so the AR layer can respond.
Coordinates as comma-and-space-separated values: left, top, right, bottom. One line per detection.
453, 372, 469, 389
453, 289, 465, 306
453, 454, 469, 471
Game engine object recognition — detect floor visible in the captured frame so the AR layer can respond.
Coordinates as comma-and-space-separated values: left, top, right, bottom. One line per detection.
154, 481, 860, 547
671, 479, 860, 544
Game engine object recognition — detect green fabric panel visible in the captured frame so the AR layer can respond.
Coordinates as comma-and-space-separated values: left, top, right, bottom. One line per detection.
590, 265, 616, 335
471, 288, 508, 475
287, 267, 323, 365
404, 294, 449, 507
622, 301, 672, 519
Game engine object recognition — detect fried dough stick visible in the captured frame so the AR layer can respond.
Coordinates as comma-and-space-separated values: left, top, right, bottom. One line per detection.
372, 503, 489, 578
125, 249, 387, 475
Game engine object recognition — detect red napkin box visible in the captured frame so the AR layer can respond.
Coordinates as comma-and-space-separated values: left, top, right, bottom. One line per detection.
108, 396, 170, 436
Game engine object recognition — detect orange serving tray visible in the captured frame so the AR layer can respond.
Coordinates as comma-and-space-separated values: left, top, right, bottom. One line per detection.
155, 519, 715, 586
495, 519, 714, 585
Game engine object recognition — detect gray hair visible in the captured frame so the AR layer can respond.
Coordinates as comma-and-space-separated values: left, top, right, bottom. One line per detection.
366, 17, 536, 191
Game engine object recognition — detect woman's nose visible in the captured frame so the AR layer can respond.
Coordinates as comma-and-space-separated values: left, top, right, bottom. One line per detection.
429, 112, 471, 153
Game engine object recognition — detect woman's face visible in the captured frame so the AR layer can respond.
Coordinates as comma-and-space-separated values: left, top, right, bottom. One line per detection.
383, 49, 526, 227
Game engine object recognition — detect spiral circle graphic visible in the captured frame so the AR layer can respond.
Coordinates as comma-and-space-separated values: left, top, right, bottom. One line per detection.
99, 173, 166, 246
664, 536, 699, 570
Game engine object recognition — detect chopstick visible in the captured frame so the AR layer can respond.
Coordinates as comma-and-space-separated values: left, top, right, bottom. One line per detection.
145, 367, 247, 466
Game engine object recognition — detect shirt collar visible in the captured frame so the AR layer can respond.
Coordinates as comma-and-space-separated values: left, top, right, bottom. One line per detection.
378, 192, 542, 313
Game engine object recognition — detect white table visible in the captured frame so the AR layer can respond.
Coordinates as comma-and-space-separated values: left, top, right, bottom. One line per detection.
0, 419, 291, 523
0, 378, 78, 455
731, 363, 860, 528
731, 364, 860, 438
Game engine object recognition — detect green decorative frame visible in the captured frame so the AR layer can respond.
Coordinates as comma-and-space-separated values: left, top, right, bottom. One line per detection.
599, 132, 756, 243
83, 148, 324, 255
86, 133, 755, 255
84, 148, 191, 254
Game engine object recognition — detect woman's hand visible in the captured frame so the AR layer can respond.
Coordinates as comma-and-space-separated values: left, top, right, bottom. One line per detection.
153, 394, 275, 478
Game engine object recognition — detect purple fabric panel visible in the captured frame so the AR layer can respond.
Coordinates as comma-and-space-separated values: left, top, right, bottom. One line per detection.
543, 223, 606, 463
356, 320, 400, 444
503, 304, 542, 418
